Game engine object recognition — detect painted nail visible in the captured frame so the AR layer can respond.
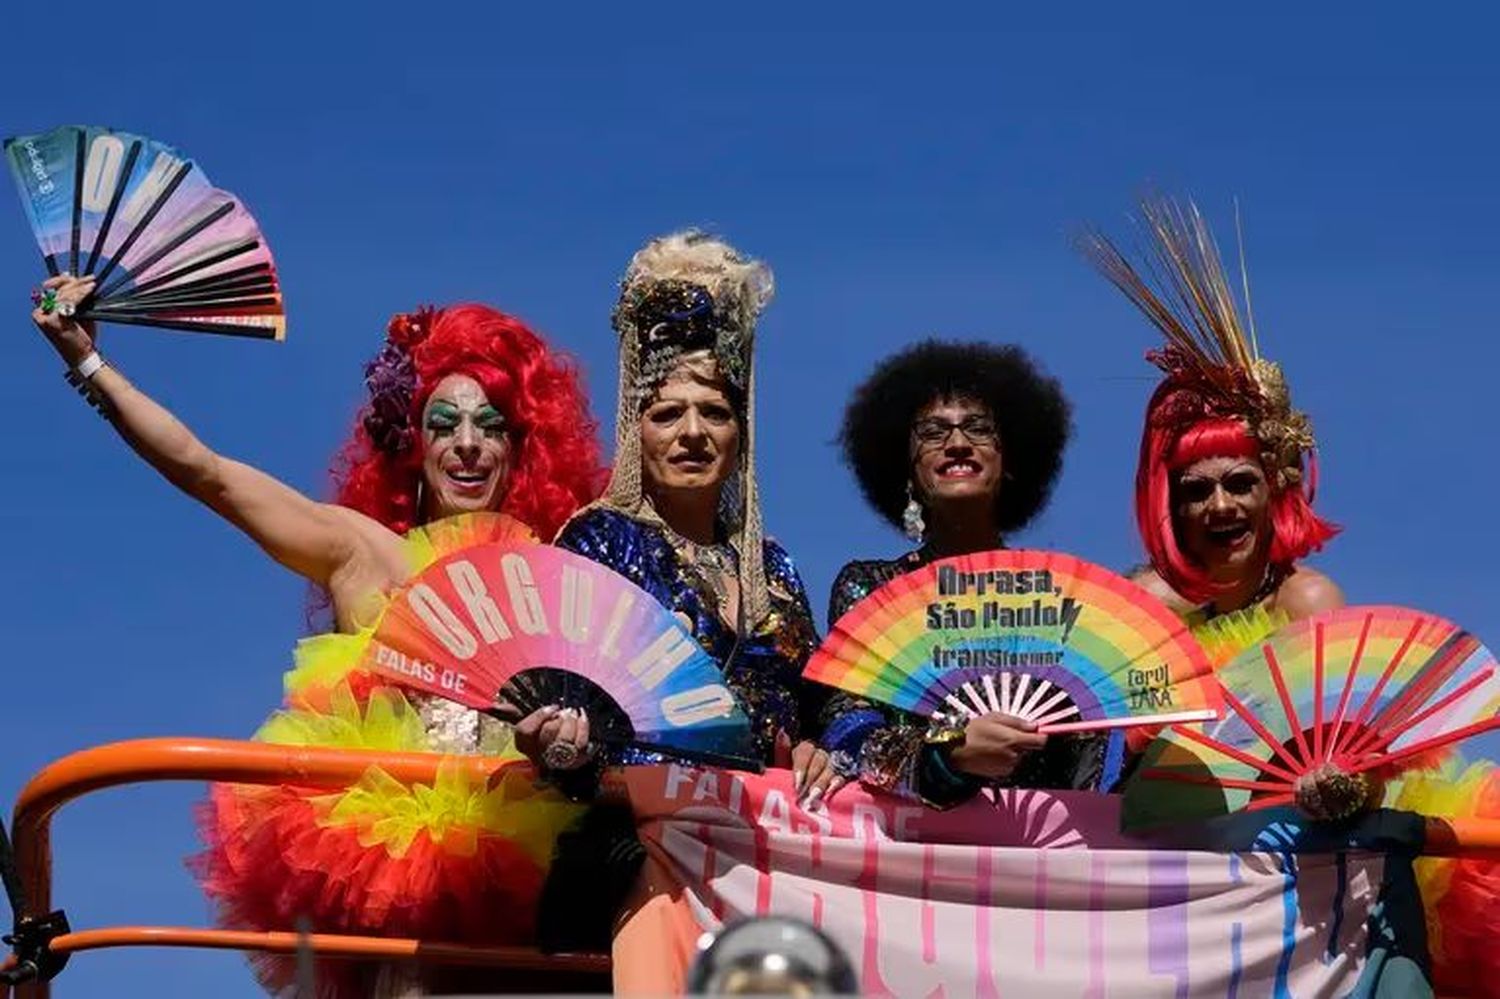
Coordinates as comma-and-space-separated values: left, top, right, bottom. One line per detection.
793, 769, 806, 790
805, 787, 824, 808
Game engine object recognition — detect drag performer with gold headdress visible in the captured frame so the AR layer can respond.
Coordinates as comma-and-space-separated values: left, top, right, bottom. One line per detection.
507, 230, 828, 950
30, 278, 605, 997
1085, 199, 1500, 991
1079, 198, 1344, 628
1080, 198, 1350, 805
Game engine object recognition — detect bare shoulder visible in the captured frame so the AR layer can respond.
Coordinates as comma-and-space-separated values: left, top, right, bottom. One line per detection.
1128, 566, 1197, 616
1274, 566, 1346, 620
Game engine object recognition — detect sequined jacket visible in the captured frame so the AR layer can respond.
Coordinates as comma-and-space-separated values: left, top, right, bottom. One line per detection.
554, 507, 823, 778
820, 551, 1127, 808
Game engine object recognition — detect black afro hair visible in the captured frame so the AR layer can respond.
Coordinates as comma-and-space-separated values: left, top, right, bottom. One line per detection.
838, 340, 1072, 535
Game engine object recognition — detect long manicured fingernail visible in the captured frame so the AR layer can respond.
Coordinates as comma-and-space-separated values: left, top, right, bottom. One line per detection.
805, 787, 824, 808
793, 769, 806, 790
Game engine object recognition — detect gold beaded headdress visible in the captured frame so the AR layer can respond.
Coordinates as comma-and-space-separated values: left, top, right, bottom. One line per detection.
581, 231, 775, 625
1080, 197, 1316, 489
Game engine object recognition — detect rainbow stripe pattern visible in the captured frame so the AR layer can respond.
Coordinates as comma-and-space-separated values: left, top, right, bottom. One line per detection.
1125, 605, 1500, 828
804, 550, 1219, 733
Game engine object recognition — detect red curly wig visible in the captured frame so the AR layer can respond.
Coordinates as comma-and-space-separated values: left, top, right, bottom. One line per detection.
1137, 383, 1339, 606
333, 304, 605, 540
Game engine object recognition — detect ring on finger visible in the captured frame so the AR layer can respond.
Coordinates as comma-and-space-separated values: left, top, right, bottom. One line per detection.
543, 741, 581, 770
31, 288, 58, 314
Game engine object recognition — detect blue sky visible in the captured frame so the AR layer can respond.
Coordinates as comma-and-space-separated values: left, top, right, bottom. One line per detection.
2, 4, 1497, 995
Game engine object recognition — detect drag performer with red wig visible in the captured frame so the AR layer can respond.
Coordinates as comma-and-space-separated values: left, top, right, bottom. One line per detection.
1080, 201, 1343, 627
1081, 198, 1344, 787
1086, 202, 1500, 990
30, 277, 605, 996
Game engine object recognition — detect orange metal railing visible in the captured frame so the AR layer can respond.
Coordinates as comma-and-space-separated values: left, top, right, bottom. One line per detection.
1, 738, 610, 999
6, 737, 1500, 998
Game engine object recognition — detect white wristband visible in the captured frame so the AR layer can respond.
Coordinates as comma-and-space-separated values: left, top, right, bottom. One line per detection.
74, 351, 105, 380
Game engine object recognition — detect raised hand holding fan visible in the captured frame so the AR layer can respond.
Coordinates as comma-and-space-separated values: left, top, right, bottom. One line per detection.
7, 125, 284, 339
804, 550, 1221, 734
359, 538, 760, 770
1123, 606, 1500, 829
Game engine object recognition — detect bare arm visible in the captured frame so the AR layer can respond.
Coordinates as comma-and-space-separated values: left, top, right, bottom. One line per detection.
34, 274, 373, 588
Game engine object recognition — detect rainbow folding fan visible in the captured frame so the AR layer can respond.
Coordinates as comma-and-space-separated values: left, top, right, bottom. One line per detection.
6, 124, 284, 339
804, 550, 1220, 733
1123, 606, 1500, 829
359, 539, 759, 769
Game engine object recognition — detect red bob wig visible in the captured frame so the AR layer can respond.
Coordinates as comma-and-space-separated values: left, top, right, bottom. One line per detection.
332, 304, 605, 540
1136, 382, 1338, 605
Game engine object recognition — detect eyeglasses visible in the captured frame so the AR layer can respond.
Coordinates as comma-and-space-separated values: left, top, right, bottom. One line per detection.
911, 417, 1000, 449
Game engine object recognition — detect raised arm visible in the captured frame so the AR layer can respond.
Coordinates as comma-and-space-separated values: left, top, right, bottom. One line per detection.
33, 274, 372, 589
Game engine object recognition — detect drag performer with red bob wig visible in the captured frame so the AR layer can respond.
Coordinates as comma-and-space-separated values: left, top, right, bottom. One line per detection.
1086, 202, 1500, 990
30, 277, 605, 997
1081, 200, 1344, 626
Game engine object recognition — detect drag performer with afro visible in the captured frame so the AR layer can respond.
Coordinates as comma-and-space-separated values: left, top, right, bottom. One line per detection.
31, 276, 605, 997
817, 339, 1126, 807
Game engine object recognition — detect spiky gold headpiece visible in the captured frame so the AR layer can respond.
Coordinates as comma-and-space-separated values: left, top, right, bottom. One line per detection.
1080, 197, 1316, 489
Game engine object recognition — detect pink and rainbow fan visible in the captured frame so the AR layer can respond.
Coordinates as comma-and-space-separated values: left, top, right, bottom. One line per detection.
359, 539, 760, 770
7, 124, 285, 339
1123, 606, 1500, 829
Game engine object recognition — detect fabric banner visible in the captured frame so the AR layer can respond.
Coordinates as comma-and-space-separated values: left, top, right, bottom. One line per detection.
613, 766, 1431, 998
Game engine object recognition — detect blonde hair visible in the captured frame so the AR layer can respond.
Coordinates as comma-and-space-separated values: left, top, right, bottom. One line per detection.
574, 229, 777, 626
619, 229, 774, 333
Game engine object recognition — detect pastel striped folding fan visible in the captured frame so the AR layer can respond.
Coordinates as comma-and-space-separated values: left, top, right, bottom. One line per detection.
804, 550, 1221, 733
1123, 606, 1500, 829
359, 539, 760, 769
6, 124, 284, 339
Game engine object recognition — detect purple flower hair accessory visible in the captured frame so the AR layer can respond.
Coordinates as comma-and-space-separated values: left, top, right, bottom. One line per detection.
361, 308, 435, 455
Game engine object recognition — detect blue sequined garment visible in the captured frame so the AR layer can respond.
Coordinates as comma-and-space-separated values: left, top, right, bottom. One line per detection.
822, 549, 1125, 806
556, 507, 823, 767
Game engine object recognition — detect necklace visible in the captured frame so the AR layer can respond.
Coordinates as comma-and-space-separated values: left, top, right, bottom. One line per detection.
1204, 565, 1286, 620
661, 524, 739, 608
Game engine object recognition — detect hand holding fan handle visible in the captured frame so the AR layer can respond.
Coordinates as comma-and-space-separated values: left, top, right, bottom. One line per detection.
31, 273, 99, 367
511, 703, 595, 772
944, 713, 1048, 780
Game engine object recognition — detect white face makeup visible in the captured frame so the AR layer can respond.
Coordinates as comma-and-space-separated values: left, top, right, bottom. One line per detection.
420, 373, 514, 518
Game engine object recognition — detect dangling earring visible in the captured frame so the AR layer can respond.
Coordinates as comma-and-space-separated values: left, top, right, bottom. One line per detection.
902, 481, 926, 542
415, 477, 427, 524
